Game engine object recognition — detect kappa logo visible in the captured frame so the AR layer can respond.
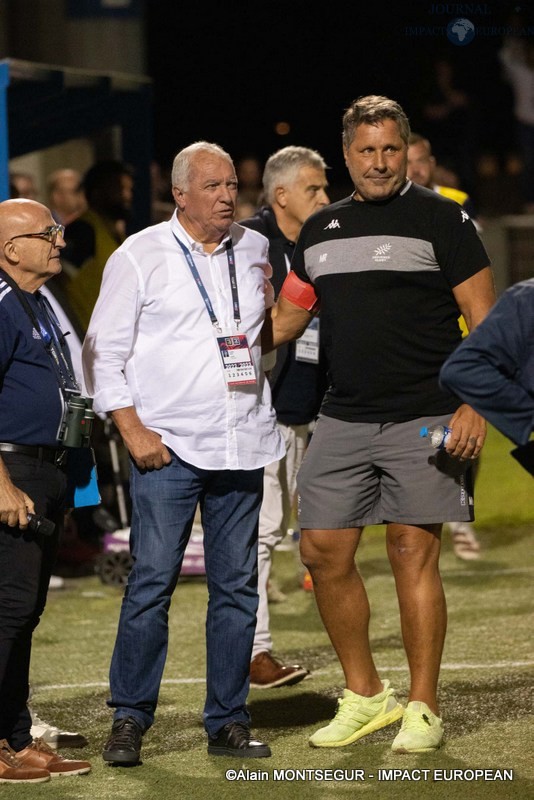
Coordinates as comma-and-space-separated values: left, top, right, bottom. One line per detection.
373, 243, 392, 262
461, 209, 470, 223
324, 219, 340, 230
32, 329, 41, 339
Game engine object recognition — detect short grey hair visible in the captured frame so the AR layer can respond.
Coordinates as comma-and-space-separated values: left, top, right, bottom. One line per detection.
171, 141, 234, 191
262, 146, 328, 206
342, 95, 411, 149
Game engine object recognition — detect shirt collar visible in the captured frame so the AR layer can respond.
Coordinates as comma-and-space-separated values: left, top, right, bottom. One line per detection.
171, 211, 231, 255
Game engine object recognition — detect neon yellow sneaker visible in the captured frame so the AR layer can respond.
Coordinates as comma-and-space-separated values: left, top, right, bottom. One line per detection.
309, 680, 404, 747
391, 701, 444, 753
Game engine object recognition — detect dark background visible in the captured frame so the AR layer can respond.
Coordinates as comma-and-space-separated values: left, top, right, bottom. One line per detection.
144, 0, 528, 199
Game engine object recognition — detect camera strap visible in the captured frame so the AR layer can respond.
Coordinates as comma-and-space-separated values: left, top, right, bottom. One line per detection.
0, 267, 79, 394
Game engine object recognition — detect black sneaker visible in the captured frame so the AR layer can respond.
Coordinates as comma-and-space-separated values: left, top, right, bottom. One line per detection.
207, 721, 271, 758
102, 717, 143, 765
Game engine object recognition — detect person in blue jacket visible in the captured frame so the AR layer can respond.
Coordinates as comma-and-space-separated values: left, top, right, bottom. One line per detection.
0, 198, 91, 781
440, 278, 534, 474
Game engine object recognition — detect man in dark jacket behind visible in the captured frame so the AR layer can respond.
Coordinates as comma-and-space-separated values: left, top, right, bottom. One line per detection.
240, 146, 329, 688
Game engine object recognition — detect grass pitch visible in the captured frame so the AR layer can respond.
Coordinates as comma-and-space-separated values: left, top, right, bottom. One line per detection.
16, 425, 534, 800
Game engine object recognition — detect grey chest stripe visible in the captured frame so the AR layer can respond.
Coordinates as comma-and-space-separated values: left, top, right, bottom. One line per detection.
305, 236, 439, 281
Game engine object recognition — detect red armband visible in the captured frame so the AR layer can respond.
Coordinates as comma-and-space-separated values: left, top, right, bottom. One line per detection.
279, 271, 320, 313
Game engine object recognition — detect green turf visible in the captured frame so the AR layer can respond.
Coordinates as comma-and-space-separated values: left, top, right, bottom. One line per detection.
473, 425, 533, 526
12, 425, 534, 799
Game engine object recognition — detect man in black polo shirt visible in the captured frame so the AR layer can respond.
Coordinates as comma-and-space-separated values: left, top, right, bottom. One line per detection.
267, 95, 496, 753
0, 198, 91, 782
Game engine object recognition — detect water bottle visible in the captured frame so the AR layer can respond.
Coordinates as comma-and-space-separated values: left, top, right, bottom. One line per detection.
420, 424, 451, 449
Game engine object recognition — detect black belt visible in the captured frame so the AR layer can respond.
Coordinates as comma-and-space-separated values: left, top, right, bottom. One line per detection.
0, 442, 67, 467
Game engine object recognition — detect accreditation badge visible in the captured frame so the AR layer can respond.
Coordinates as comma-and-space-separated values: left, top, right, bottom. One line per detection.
216, 333, 257, 386
295, 316, 320, 363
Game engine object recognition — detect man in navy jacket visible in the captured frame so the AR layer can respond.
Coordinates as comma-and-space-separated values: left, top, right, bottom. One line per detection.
440, 278, 534, 474
240, 146, 329, 688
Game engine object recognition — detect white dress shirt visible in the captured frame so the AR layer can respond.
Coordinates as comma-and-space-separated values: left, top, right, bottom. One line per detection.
82, 213, 284, 471
39, 284, 84, 388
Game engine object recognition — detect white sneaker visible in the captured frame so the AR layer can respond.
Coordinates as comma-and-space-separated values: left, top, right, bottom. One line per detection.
48, 575, 64, 590
448, 522, 481, 561
29, 710, 88, 750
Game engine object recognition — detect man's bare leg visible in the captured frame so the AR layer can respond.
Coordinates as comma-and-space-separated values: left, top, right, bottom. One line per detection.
300, 527, 383, 696
386, 523, 446, 715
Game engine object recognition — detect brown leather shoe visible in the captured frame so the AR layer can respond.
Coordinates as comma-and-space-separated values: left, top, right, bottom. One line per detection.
250, 651, 309, 689
16, 738, 91, 777
0, 739, 50, 783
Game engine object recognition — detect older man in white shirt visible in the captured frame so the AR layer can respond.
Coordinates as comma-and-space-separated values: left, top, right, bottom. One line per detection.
83, 142, 283, 764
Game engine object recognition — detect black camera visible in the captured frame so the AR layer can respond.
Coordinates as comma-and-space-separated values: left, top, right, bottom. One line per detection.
27, 513, 56, 537
59, 394, 95, 448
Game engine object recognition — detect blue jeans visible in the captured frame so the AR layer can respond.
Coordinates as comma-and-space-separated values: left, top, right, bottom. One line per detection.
108, 451, 263, 737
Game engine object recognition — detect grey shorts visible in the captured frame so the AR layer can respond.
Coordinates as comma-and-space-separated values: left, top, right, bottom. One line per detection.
297, 414, 474, 529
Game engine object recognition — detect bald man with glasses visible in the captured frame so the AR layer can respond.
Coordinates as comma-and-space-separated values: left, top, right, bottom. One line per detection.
0, 199, 91, 782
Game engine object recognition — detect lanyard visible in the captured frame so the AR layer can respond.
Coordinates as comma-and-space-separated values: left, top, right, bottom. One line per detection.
173, 233, 241, 332
36, 294, 79, 391
0, 268, 78, 393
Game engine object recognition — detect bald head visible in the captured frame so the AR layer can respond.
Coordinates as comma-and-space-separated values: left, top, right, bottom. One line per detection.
46, 169, 85, 224
0, 199, 54, 248
10, 172, 38, 201
0, 199, 64, 291
47, 168, 81, 189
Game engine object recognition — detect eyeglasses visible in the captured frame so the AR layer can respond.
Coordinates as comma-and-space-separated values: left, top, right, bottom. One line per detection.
10, 224, 65, 246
